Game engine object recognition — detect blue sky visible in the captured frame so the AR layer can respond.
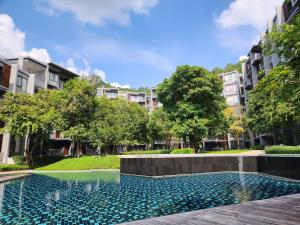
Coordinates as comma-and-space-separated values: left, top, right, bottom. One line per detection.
0, 0, 283, 88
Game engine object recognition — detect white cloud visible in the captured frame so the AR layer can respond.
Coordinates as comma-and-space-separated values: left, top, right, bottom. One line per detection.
83, 37, 174, 72
215, 0, 284, 52
0, 14, 25, 58
61, 55, 106, 81
44, 0, 158, 26
239, 55, 248, 61
216, 0, 284, 31
0, 13, 51, 63
24, 48, 51, 63
111, 82, 130, 89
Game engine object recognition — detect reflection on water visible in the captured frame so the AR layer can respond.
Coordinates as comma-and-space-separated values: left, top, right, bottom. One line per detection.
0, 172, 299, 225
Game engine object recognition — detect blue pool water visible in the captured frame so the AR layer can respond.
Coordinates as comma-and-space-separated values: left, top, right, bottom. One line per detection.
0, 172, 300, 224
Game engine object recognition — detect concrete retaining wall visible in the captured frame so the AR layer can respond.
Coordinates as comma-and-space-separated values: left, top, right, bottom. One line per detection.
120, 155, 300, 180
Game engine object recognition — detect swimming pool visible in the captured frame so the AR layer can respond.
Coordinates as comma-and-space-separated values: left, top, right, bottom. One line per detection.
0, 172, 299, 224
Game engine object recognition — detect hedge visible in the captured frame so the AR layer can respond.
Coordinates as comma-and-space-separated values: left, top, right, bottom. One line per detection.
122, 148, 194, 155
0, 164, 29, 172
265, 145, 300, 154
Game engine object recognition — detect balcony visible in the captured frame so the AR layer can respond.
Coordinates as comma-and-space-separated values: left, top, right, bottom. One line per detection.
283, 0, 300, 23
244, 81, 253, 90
252, 53, 262, 65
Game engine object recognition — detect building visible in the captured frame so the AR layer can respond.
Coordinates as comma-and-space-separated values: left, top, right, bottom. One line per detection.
149, 88, 162, 112
241, 0, 300, 146
219, 71, 246, 149
0, 56, 79, 163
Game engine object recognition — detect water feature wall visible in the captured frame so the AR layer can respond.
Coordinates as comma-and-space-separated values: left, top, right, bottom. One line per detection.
120, 155, 300, 180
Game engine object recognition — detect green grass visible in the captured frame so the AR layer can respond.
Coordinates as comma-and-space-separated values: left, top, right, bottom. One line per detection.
200, 150, 250, 154
35, 156, 120, 171
265, 145, 300, 154
0, 164, 29, 172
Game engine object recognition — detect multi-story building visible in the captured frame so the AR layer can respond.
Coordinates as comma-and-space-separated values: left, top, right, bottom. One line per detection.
97, 87, 119, 99
242, 0, 300, 146
219, 71, 246, 149
0, 56, 79, 163
149, 88, 162, 112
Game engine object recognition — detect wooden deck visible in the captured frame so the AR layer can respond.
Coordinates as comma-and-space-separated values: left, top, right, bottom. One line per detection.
121, 193, 300, 225
0, 173, 30, 183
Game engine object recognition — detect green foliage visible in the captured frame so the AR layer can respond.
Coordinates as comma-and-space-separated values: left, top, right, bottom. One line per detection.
55, 78, 97, 155
211, 60, 246, 75
35, 156, 120, 171
122, 150, 172, 155
263, 14, 300, 71
147, 108, 175, 148
90, 97, 148, 152
200, 150, 249, 154
0, 164, 29, 171
122, 148, 194, 155
171, 148, 194, 154
157, 65, 227, 150
0, 90, 58, 164
251, 144, 265, 150
246, 65, 300, 135
265, 146, 300, 154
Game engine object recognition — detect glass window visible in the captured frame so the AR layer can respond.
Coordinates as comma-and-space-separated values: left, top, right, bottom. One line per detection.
224, 74, 234, 82
226, 95, 238, 104
225, 85, 236, 93
49, 73, 59, 83
16, 76, 28, 92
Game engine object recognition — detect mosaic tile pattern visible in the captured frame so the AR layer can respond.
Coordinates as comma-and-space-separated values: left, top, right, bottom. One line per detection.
0, 172, 300, 225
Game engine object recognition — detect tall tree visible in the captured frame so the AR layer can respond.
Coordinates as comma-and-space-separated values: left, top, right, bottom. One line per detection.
90, 97, 148, 153
0, 90, 57, 164
55, 78, 97, 156
157, 65, 227, 151
246, 65, 300, 144
147, 108, 175, 149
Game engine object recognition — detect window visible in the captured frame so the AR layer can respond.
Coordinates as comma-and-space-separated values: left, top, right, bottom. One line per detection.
224, 74, 234, 82
225, 85, 236, 93
49, 72, 59, 84
16, 75, 28, 92
226, 95, 238, 105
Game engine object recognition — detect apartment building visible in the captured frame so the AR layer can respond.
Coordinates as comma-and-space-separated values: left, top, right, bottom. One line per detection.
97, 87, 149, 109
0, 56, 79, 163
241, 0, 300, 146
149, 88, 162, 112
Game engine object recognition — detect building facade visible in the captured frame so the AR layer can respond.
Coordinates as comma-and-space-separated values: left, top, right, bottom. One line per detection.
241, 0, 300, 146
0, 56, 79, 163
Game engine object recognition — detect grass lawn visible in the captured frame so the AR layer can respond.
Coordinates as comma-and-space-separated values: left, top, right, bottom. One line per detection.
0, 164, 29, 172
200, 150, 250, 154
35, 156, 120, 171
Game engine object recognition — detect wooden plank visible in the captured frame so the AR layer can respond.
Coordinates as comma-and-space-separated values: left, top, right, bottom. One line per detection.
119, 193, 300, 225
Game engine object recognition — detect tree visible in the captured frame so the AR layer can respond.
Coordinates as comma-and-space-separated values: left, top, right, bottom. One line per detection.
157, 65, 227, 151
55, 78, 97, 156
0, 90, 57, 164
246, 65, 300, 144
147, 108, 175, 149
263, 14, 300, 72
90, 97, 148, 154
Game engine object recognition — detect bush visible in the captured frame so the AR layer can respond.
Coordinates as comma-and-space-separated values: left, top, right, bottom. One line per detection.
122, 149, 195, 155
12, 155, 65, 167
0, 164, 29, 171
122, 150, 172, 155
251, 144, 265, 150
171, 148, 194, 154
265, 145, 300, 154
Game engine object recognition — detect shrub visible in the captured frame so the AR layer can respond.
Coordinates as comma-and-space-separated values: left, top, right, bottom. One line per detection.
265, 145, 300, 154
0, 164, 29, 171
12, 155, 64, 167
171, 148, 194, 154
251, 144, 265, 150
122, 150, 172, 155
